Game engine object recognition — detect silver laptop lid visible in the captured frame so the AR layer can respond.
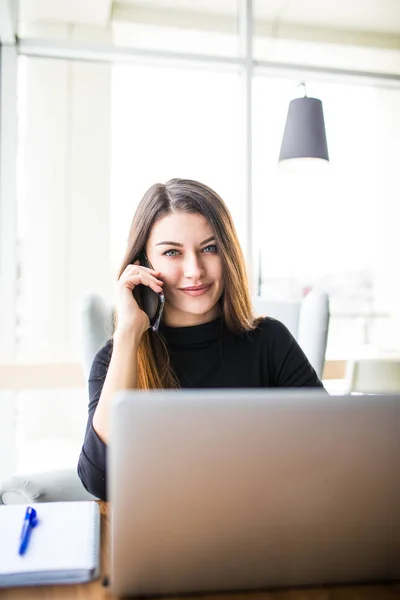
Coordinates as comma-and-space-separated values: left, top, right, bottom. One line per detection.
108, 390, 400, 597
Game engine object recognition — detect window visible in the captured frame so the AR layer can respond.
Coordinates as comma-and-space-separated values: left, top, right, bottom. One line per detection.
253, 75, 400, 357
6, 3, 400, 476
111, 63, 244, 271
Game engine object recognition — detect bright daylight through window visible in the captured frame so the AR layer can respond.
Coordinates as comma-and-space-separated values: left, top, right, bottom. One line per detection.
1, 0, 399, 479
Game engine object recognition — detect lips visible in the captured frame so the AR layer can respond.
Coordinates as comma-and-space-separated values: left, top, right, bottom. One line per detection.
181, 284, 211, 291
179, 283, 213, 297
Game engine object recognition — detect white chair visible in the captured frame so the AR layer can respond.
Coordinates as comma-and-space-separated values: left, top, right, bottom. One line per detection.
0, 469, 96, 505
81, 289, 330, 380
252, 289, 330, 379
81, 293, 114, 380
0, 289, 329, 504
344, 358, 400, 394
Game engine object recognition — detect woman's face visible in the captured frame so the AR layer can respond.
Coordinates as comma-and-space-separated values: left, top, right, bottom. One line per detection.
146, 212, 224, 327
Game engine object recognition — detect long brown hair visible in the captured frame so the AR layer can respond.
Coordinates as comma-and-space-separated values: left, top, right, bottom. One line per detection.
116, 178, 260, 389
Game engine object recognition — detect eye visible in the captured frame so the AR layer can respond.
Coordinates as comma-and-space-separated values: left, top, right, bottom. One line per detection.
163, 249, 180, 257
203, 244, 218, 253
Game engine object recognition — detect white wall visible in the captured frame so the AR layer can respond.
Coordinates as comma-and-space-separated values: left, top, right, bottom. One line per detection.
372, 86, 400, 347
17, 55, 113, 363
0, 44, 17, 363
0, 45, 18, 480
0, 49, 114, 478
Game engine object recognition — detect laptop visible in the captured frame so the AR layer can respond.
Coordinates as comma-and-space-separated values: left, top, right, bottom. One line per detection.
108, 389, 400, 597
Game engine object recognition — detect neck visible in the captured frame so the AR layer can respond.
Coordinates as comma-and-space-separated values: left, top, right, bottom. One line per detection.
162, 305, 221, 328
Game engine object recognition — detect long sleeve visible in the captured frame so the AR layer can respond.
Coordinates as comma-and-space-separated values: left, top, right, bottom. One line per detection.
77, 340, 113, 500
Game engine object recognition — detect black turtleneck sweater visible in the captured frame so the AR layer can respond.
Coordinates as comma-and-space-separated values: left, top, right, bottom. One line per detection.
77, 316, 324, 500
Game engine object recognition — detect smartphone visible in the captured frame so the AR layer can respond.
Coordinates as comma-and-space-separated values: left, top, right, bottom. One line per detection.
132, 252, 165, 332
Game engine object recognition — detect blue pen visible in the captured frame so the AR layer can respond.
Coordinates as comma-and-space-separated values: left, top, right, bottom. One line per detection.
18, 506, 38, 556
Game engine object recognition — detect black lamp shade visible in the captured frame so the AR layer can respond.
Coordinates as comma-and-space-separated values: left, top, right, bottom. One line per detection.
279, 96, 329, 162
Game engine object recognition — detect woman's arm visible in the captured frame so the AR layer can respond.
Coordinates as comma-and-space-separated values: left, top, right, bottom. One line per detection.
92, 259, 164, 444
77, 330, 141, 501
92, 327, 140, 444
77, 341, 112, 500
77, 260, 164, 500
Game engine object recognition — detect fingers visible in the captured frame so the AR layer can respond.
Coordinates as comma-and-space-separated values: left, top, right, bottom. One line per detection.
130, 273, 164, 294
119, 266, 164, 294
130, 261, 161, 276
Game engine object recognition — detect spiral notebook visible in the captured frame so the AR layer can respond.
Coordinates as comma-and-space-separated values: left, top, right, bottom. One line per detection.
0, 501, 100, 587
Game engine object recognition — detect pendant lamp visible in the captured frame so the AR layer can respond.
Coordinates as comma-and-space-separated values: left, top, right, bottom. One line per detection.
279, 86, 329, 163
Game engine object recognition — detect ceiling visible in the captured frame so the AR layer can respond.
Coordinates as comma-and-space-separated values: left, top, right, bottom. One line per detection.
121, 0, 400, 35
17, 0, 400, 37
19, 0, 112, 27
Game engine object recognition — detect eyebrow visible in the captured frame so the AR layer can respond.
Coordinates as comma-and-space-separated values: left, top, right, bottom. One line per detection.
155, 236, 215, 248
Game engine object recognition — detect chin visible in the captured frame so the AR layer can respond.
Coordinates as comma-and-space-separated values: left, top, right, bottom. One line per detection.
183, 304, 214, 316
167, 287, 222, 311
174, 298, 216, 313
192, 301, 221, 316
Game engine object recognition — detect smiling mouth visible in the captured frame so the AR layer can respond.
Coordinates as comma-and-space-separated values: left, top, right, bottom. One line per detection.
180, 284, 212, 291
179, 284, 213, 297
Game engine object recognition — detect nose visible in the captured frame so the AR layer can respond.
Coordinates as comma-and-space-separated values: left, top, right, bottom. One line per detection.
183, 252, 206, 281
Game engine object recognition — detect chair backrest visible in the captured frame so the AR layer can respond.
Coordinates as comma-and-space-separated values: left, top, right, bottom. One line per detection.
251, 297, 301, 339
252, 290, 330, 379
82, 290, 330, 381
297, 290, 330, 379
81, 294, 114, 379
345, 359, 400, 393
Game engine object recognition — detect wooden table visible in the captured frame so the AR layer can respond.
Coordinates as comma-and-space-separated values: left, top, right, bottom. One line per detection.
1, 502, 400, 599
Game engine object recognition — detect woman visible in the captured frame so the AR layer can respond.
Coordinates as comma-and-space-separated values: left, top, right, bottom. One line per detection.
77, 178, 325, 500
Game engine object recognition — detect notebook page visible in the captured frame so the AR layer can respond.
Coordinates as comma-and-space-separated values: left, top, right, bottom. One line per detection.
0, 501, 99, 576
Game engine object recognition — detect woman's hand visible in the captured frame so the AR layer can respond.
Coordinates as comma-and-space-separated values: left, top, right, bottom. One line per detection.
114, 260, 164, 338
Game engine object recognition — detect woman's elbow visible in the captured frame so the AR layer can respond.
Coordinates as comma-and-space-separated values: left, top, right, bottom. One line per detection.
77, 452, 107, 501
